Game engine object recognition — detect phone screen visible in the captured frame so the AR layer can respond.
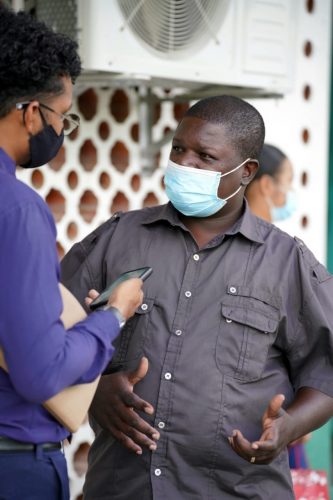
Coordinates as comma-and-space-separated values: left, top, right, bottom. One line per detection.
89, 267, 152, 311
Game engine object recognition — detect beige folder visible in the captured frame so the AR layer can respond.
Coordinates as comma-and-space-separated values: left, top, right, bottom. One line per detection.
0, 284, 100, 433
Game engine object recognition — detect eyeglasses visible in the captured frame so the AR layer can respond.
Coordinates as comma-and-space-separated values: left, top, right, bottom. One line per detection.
16, 101, 80, 136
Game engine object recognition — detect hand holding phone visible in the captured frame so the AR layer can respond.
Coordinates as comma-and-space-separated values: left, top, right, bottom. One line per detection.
90, 267, 152, 321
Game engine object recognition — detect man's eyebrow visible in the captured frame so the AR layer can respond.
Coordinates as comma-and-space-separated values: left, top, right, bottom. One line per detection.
171, 139, 183, 146
195, 141, 219, 153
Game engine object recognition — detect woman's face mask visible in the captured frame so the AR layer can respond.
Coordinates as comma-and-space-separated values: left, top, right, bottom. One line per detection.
265, 158, 296, 222
164, 158, 250, 217
269, 189, 297, 222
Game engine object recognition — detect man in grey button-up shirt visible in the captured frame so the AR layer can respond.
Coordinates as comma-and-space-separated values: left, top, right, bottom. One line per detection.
62, 95, 333, 499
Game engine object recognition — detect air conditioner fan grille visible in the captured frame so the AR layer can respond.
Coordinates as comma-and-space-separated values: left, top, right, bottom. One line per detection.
117, 0, 229, 57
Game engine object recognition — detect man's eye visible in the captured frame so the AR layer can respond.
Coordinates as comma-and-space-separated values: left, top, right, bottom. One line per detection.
172, 145, 182, 152
200, 153, 214, 160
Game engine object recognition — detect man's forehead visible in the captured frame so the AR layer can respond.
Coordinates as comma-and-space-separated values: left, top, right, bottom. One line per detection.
175, 116, 228, 140
174, 116, 237, 157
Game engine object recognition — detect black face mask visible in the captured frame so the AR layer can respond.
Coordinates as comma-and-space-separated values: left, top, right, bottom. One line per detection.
20, 124, 64, 169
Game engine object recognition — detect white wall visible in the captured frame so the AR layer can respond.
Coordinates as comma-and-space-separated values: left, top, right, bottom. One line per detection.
248, 0, 332, 264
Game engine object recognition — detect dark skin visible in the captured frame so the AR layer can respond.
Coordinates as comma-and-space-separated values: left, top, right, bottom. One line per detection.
169, 117, 257, 247
89, 116, 333, 461
88, 356, 159, 454
0, 76, 73, 164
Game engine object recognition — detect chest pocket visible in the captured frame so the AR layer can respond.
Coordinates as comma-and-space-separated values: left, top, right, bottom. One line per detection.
109, 298, 155, 367
215, 289, 280, 382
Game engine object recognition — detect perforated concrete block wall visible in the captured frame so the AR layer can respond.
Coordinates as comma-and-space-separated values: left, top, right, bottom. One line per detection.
17, 87, 188, 257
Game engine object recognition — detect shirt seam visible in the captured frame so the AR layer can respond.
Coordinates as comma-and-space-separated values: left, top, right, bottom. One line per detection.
0, 198, 47, 220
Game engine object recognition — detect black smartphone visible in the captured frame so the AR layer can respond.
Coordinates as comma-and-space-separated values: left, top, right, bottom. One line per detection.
89, 266, 153, 311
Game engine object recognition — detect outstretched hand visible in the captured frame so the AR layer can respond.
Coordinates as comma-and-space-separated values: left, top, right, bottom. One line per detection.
229, 394, 295, 465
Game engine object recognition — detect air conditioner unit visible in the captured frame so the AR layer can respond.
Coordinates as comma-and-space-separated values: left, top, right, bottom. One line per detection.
29, 0, 296, 95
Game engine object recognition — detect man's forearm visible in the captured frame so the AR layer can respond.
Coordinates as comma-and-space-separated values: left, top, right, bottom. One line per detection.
286, 387, 333, 441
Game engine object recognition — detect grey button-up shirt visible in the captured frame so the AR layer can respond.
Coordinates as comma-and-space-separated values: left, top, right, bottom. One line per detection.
61, 202, 333, 500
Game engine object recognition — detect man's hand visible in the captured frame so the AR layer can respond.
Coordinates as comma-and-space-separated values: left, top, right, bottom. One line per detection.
90, 357, 160, 455
108, 278, 144, 320
86, 279, 143, 321
229, 387, 333, 465
229, 394, 295, 465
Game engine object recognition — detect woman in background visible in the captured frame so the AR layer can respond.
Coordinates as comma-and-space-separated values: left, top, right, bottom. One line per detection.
245, 143, 297, 224
245, 143, 309, 469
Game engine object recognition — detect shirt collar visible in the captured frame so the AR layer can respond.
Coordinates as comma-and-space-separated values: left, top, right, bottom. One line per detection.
142, 202, 186, 228
225, 200, 265, 244
142, 201, 264, 245
0, 148, 16, 176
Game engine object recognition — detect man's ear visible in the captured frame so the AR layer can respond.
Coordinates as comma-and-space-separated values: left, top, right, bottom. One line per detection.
21, 101, 40, 135
240, 160, 259, 186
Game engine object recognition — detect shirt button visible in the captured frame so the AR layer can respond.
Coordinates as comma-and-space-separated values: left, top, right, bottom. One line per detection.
229, 286, 237, 294
154, 468, 162, 476
158, 421, 165, 429
185, 291, 192, 298
175, 329, 182, 336
164, 372, 172, 380
193, 254, 200, 261
226, 318, 233, 323
141, 303, 148, 311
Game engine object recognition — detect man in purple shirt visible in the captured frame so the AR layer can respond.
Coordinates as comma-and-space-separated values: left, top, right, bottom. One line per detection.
0, 5, 144, 500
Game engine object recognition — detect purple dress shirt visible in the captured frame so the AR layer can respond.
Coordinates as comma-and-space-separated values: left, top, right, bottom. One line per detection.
0, 148, 119, 443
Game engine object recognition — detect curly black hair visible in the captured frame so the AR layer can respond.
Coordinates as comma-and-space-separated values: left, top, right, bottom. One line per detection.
0, 4, 81, 117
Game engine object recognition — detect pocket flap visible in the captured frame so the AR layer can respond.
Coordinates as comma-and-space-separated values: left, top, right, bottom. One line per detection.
136, 297, 154, 315
221, 304, 278, 333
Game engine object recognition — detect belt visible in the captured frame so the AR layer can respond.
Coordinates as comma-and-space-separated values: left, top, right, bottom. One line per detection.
0, 436, 62, 452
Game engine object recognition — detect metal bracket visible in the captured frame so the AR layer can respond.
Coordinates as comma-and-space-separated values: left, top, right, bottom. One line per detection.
138, 86, 174, 175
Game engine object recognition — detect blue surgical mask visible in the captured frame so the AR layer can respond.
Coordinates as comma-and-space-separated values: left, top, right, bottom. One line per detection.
164, 158, 250, 217
270, 190, 297, 222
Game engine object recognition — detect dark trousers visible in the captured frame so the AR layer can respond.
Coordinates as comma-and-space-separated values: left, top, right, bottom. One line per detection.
0, 444, 69, 500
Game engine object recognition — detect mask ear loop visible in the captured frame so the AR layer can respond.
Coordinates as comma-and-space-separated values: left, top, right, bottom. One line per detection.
224, 185, 242, 201
220, 158, 256, 178
220, 158, 257, 200
38, 107, 48, 127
